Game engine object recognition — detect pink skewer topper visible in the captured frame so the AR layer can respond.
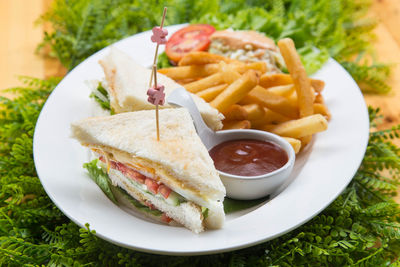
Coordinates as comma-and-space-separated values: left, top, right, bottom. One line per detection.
151, 27, 168, 44
147, 84, 165, 106
147, 7, 168, 141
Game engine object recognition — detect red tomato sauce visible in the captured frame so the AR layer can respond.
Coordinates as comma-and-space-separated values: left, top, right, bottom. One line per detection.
209, 139, 288, 176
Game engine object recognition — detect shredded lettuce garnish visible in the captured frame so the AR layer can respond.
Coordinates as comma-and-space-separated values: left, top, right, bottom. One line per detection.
201, 207, 209, 219
89, 82, 111, 111
157, 52, 173, 69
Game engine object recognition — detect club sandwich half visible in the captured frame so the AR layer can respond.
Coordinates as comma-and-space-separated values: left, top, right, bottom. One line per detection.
71, 108, 226, 233
98, 47, 224, 131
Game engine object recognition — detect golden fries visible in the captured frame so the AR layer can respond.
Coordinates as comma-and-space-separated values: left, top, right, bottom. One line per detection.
178, 51, 234, 66
299, 135, 313, 148
241, 85, 298, 118
210, 70, 259, 113
260, 73, 324, 92
234, 62, 267, 74
278, 38, 314, 117
262, 114, 328, 139
242, 104, 265, 121
311, 79, 325, 93
196, 84, 228, 102
313, 103, 331, 120
283, 137, 301, 154
267, 84, 295, 97
251, 107, 291, 129
223, 104, 248, 121
222, 120, 251, 130
184, 72, 225, 93
157, 47, 330, 154
259, 73, 293, 88
159, 64, 219, 80
219, 63, 242, 83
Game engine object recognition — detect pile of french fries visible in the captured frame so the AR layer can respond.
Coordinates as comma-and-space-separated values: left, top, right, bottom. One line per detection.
159, 38, 330, 153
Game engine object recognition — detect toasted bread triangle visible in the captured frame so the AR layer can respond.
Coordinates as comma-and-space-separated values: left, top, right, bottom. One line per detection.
71, 108, 226, 204
99, 47, 224, 130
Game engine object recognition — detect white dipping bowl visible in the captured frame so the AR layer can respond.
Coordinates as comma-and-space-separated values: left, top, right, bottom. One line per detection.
211, 129, 295, 200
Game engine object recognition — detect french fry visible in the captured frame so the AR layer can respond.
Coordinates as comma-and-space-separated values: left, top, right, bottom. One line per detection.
267, 84, 295, 97
178, 51, 234, 66
315, 93, 325, 104
299, 135, 313, 148
196, 84, 228, 102
311, 79, 325, 93
286, 88, 315, 106
223, 104, 248, 121
260, 73, 324, 92
240, 85, 299, 119
184, 64, 243, 93
234, 61, 267, 74
159, 61, 267, 81
210, 70, 259, 113
278, 38, 314, 117
242, 104, 265, 121
219, 62, 242, 83
251, 108, 291, 129
158, 64, 219, 80
259, 73, 293, 88
313, 103, 331, 120
262, 114, 328, 139
222, 120, 251, 130
283, 137, 301, 154
184, 72, 225, 93
176, 78, 197, 85
264, 108, 292, 124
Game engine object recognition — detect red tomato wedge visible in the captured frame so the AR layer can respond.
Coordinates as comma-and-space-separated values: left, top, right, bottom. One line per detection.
145, 178, 159, 194
158, 185, 172, 199
161, 213, 173, 223
165, 24, 215, 63
116, 162, 146, 184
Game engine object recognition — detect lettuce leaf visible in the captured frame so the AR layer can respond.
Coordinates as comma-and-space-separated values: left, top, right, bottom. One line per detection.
89, 83, 111, 111
83, 159, 117, 204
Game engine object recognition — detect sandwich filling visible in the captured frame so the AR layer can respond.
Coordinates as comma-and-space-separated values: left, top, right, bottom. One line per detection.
90, 146, 222, 207
94, 151, 209, 231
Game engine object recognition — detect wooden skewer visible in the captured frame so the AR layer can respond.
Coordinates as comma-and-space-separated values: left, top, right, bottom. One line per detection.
153, 64, 160, 141
149, 7, 167, 89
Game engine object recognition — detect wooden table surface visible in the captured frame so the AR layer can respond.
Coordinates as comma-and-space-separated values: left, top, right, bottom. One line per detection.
1, 0, 400, 196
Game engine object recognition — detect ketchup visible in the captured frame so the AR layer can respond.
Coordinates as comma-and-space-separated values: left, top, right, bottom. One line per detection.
209, 139, 288, 177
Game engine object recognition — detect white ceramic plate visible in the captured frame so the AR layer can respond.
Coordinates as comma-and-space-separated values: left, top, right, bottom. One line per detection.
33, 25, 369, 255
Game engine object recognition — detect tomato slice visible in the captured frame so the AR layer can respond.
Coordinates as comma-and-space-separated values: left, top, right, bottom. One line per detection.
165, 24, 215, 63
161, 213, 173, 223
145, 178, 159, 194
158, 185, 172, 199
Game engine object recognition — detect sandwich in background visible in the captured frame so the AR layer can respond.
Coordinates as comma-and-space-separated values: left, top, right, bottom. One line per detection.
71, 108, 226, 233
98, 47, 224, 131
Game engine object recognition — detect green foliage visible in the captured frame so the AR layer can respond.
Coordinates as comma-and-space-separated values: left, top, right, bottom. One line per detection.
342, 60, 392, 94
39, 0, 391, 93
1, 78, 400, 265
